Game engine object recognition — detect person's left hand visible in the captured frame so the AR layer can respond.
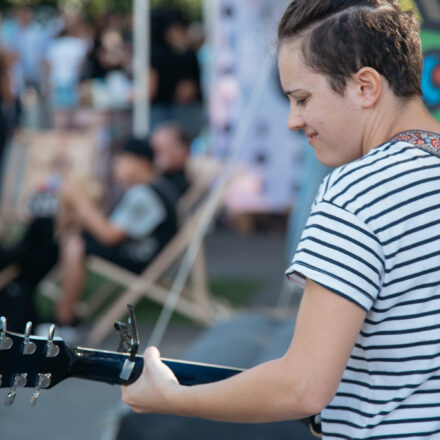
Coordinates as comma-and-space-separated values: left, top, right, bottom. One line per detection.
61, 178, 84, 206
175, 79, 198, 104
121, 346, 180, 414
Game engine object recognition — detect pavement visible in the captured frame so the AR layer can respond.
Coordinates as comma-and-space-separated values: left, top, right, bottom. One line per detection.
0, 228, 303, 440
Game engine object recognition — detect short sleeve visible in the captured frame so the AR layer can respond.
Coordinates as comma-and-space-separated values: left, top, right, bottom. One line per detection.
285, 200, 385, 311
110, 185, 166, 240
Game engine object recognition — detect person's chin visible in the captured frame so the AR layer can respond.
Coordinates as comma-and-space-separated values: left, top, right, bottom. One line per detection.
313, 147, 336, 167
314, 154, 332, 167
115, 178, 130, 188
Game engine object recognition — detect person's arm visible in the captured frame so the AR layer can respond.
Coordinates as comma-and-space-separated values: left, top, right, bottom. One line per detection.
63, 181, 126, 246
149, 68, 158, 100
122, 278, 366, 422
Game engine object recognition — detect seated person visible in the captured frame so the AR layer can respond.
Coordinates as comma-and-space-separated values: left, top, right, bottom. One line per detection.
150, 122, 191, 197
55, 137, 178, 327
0, 217, 59, 331
0, 137, 179, 331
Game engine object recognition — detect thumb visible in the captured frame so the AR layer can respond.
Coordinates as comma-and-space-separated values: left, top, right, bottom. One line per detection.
144, 346, 161, 366
143, 346, 179, 384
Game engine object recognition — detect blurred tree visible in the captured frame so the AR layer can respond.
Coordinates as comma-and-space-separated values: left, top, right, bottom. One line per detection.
0, 0, 202, 21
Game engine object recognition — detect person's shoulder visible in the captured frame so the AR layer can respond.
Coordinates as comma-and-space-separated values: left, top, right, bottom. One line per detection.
123, 183, 156, 199
163, 170, 190, 197
317, 140, 418, 207
116, 184, 166, 213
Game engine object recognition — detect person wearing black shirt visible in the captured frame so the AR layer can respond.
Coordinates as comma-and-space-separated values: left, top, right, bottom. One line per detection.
150, 18, 203, 137
150, 122, 191, 198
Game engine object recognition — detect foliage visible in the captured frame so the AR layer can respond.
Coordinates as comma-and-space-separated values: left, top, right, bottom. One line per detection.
0, 0, 203, 21
36, 272, 263, 325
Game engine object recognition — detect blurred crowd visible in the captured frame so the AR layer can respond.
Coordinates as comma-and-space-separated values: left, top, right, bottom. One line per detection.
0, 4, 206, 164
0, 4, 210, 338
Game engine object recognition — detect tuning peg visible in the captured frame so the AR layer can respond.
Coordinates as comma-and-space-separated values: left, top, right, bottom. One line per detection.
30, 373, 51, 406
45, 324, 59, 358
4, 373, 27, 406
22, 322, 36, 355
0, 317, 13, 350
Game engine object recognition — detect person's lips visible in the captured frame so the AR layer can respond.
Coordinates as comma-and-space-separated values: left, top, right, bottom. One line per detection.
306, 132, 318, 144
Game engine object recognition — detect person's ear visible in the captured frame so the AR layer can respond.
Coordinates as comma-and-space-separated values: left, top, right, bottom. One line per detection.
352, 67, 382, 109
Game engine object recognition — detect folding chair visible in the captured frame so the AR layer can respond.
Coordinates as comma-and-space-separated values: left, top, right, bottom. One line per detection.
1, 154, 234, 344
83, 189, 235, 346
177, 156, 224, 221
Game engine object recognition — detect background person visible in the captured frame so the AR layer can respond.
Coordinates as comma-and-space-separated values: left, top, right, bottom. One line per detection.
55, 137, 179, 327
150, 13, 203, 137
82, 12, 131, 81
150, 122, 191, 198
44, 15, 88, 129
0, 137, 179, 333
0, 48, 13, 169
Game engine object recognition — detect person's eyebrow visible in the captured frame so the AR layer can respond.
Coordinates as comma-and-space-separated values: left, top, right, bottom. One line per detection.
284, 89, 304, 96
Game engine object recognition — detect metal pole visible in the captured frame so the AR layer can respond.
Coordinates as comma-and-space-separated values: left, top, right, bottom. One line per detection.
202, 0, 216, 53
202, 0, 217, 104
133, 0, 150, 137
148, 55, 274, 348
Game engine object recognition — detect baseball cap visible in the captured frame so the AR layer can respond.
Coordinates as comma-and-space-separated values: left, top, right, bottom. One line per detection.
122, 137, 155, 161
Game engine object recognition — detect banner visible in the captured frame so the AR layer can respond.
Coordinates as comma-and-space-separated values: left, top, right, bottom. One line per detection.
402, 0, 440, 119
211, 0, 440, 214
210, 0, 305, 214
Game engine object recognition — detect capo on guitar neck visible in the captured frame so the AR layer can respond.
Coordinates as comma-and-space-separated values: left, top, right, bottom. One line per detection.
114, 305, 141, 381
114, 305, 139, 362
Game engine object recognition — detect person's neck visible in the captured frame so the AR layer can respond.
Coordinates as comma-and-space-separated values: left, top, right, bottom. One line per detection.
164, 168, 183, 175
129, 171, 156, 187
362, 96, 440, 154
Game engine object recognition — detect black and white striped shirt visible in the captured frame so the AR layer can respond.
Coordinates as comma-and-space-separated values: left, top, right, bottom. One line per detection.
286, 132, 440, 439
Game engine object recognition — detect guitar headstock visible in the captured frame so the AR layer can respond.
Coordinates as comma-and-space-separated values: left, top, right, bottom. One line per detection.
0, 317, 74, 406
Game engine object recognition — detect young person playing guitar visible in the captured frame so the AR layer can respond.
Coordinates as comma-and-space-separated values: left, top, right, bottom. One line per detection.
122, 1, 440, 437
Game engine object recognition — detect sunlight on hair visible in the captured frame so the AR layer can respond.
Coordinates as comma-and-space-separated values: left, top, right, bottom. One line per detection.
399, 0, 422, 22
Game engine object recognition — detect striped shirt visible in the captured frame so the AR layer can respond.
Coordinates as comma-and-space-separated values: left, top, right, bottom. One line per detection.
286, 131, 440, 439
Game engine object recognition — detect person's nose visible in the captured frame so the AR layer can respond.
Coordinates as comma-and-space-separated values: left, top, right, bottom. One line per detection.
287, 104, 306, 131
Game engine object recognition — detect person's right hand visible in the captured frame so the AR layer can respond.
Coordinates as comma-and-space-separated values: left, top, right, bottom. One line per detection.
61, 178, 84, 206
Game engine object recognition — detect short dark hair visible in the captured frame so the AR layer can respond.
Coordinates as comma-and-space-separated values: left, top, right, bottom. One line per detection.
122, 136, 155, 162
278, 0, 423, 97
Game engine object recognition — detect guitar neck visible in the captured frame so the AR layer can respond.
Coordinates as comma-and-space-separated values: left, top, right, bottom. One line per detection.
0, 332, 320, 438
68, 348, 321, 437
69, 347, 243, 387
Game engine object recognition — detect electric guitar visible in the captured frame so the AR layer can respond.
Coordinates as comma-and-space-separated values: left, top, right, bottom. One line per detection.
0, 307, 322, 438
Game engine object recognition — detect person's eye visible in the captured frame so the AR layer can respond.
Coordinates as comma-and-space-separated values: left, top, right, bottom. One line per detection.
296, 97, 308, 106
